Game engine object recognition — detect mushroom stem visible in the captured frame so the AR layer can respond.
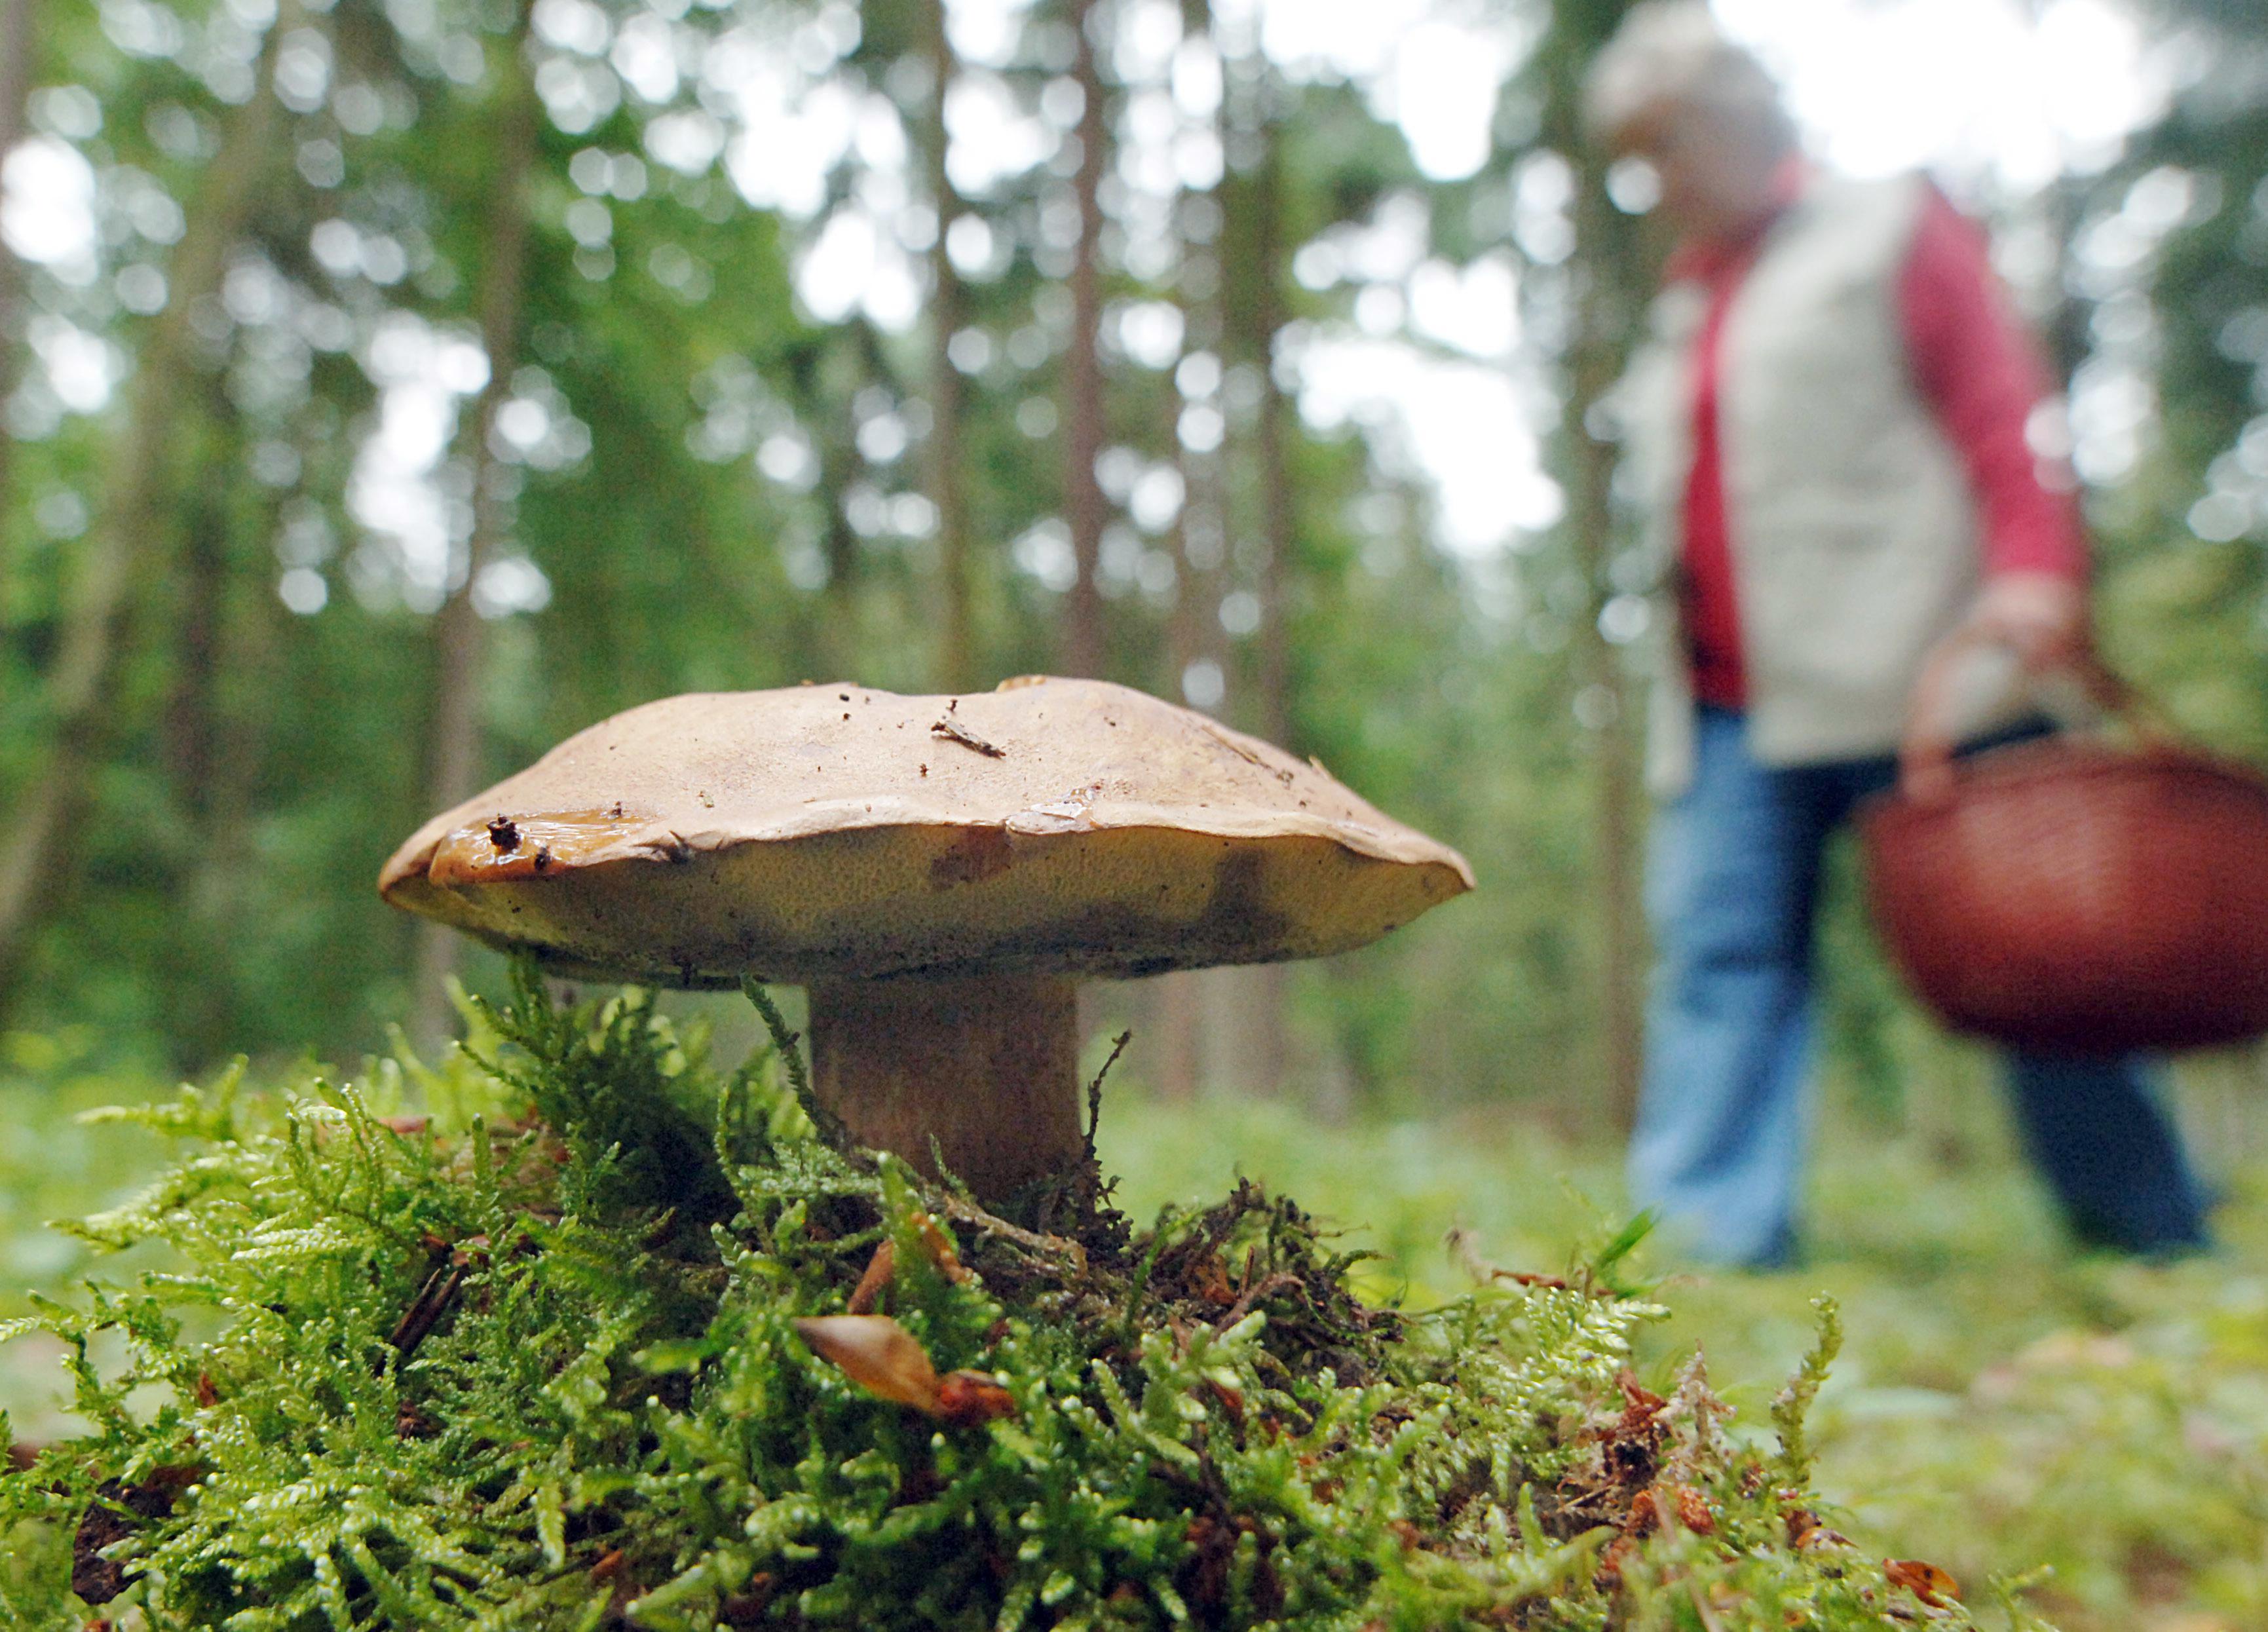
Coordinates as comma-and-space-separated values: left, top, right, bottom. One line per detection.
805, 972, 1085, 1203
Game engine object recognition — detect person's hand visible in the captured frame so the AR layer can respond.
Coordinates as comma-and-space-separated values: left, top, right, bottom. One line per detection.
1900, 573, 2092, 805
1965, 571, 2088, 672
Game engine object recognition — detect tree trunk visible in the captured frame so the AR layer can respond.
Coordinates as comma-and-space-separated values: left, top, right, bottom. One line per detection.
1144, 0, 1226, 1103
803, 329, 873, 683
0, 0, 37, 544
163, 406, 233, 826
922, 0, 973, 692
409, 8, 540, 1051
1543, 3, 1646, 1135
162, 387, 277, 1065
1566, 221, 1645, 1135
1166, 1, 1229, 719
1209, 64, 1292, 1099
1576, 168, 1647, 1143
1240, 121, 1293, 1097
1060, 0, 1108, 678
0, 12, 289, 1021
1248, 123, 1292, 751
182, 504, 277, 1067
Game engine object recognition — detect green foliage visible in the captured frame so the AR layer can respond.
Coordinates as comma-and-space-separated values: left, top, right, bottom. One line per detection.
0, 0, 1602, 1118
1771, 1297, 1842, 1492
0, 976, 2011, 1629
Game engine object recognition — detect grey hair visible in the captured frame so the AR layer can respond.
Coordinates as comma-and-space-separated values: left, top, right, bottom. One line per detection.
1583, 2, 1793, 151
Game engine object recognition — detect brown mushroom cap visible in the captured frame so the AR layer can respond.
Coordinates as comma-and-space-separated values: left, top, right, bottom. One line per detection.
379, 676, 1473, 987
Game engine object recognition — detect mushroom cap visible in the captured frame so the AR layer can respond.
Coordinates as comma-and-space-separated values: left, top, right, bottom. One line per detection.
379, 677, 1473, 987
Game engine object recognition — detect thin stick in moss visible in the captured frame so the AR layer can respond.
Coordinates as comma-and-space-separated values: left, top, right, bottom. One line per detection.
1083, 1030, 1131, 1159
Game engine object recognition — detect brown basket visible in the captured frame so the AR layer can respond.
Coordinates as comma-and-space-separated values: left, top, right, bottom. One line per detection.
1859, 645, 2268, 1055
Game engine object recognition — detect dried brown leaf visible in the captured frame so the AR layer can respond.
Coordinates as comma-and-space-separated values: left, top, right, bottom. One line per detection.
794, 1314, 943, 1413
1885, 1558, 1960, 1606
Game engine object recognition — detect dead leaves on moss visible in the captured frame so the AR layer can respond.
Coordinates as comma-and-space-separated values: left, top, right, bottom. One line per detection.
1178, 1511, 1285, 1622
386, 1232, 490, 1364
1139, 1181, 1395, 1388
793, 1314, 1015, 1427
1885, 1556, 1962, 1606
843, 1211, 972, 1316
814, 1206, 1017, 1428
71, 1466, 200, 1605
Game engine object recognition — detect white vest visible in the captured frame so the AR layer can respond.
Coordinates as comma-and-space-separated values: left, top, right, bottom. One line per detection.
1621, 174, 2017, 798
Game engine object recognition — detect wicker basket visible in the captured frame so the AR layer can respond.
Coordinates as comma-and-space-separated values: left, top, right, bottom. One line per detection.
1859, 649, 2268, 1055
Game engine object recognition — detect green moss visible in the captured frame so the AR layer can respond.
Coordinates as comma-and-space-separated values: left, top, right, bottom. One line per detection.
0, 968, 2039, 1629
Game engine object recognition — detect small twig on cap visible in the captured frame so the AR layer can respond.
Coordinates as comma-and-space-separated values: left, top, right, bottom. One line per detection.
1201, 723, 1264, 767
1084, 1030, 1132, 1158
930, 717, 1006, 757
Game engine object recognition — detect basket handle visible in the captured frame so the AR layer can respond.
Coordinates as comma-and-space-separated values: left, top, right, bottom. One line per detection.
1899, 622, 2140, 805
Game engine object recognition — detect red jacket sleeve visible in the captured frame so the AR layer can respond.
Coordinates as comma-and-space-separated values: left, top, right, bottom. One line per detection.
1898, 185, 2087, 580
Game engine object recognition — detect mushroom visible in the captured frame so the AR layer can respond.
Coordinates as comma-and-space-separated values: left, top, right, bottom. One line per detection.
379, 677, 1472, 1202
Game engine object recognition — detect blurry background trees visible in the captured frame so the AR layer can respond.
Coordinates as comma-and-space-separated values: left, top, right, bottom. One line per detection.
0, 0, 2263, 1148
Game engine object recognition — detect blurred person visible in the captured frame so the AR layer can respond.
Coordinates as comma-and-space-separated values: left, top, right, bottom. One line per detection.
1586, 2, 2209, 1267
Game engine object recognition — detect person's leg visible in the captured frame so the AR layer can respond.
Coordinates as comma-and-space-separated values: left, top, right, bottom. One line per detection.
2002, 1054, 2211, 1253
1629, 708, 1832, 1266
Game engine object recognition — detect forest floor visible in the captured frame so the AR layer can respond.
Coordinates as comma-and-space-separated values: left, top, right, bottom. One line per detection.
3, 1029, 2263, 1632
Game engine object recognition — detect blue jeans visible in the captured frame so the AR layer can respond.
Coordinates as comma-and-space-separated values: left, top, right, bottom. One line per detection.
1630, 705, 2211, 1266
